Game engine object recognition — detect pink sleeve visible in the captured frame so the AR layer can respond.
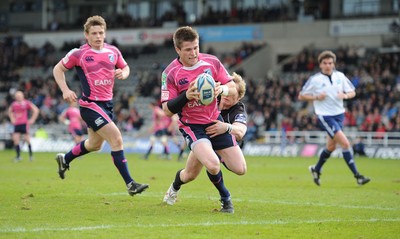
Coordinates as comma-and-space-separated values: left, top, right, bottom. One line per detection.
115, 47, 128, 69
161, 70, 179, 102
214, 59, 231, 85
26, 100, 33, 110
61, 48, 80, 69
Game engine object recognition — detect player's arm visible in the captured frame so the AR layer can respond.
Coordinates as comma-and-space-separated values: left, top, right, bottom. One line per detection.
206, 119, 247, 140
58, 110, 67, 124
28, 102, 39, 125
224, 81, 236, 96
298, 92, 327, 101
115, 65, 130, 80
230, 122, 247, 141
162, 81, 199, 117
216, 80, 235, 97
53, 62, 77, 103
7, 106, 15, 124
339, 90, 356, 100
298, 93, 315, 101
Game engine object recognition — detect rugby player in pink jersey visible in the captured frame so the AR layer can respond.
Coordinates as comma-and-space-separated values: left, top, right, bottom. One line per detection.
161, 26, 246, 213
144, 101, 171, 160
8, 90, 39, 161
59, 101, 85, 144
52, 15, 148, 196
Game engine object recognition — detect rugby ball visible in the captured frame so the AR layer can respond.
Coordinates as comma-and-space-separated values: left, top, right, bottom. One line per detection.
195, 73, 215, 106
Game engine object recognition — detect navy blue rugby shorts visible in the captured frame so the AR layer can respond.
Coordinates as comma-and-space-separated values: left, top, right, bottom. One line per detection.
79, 97, 114, 132
317, 113, 344, 138
179, 115, 237, 150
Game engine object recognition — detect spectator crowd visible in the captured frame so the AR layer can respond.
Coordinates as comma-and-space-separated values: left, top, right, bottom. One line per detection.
1, 34, 399, 143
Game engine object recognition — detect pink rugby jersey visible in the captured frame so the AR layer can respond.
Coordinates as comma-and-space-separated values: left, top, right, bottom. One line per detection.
161, 53, 231, 125
62, 107, 82, 132
61, 43, 127, 101
10, 100, 32, 125
152, 106, 170, 133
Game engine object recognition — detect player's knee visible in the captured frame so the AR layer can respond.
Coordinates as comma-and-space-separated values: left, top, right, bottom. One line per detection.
229, 164, 246, 176
236, 165, 247, 175
206, 162, 221, 175
327, 145, 336, 152
88, 144, 102, 151
161, 136, 167, 144
108, 137, 123, 149
342, 142, 351, 149
184, 172, 197, 182
181, 169, 198, 183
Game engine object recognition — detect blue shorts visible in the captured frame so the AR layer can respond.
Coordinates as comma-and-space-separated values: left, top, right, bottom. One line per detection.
14, 124, 28, 134
71, 128, 84, 137
317, 113, 344, 138
79, 97, 114, 132
154, 128, 168, 137
179, 115, 237, 150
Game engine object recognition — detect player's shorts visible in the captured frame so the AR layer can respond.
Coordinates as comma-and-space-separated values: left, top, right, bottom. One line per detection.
70, 128, 84, 137
79, 97, 114, 131
154, 128, 169, 137
317, 113, 344, 138
14, 124, 28, 134
179, 115, 237, 150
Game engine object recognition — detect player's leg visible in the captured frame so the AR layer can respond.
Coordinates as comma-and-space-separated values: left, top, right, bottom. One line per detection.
55, 128, 100, 179
217, 146, 247, 176
64, 129, 97, 164
308, 136, 335, 186
144, 135, 156, 159
214, 146, 244, 213
23, 133, 33, 161
192, 141, 232, 208
205, 123, 237, 213
161, 134, 170, 159
334, 130, 359, 174
12, 132, 21, 161
309, 115, 336, 185
315, 136, 335, 172
55, 103, 103, 179
179, 151, 204, 184
166, 140, 232, 208
334, 130, 370, 185
163, 151, 203, 205
98, 122, 149, 195
177, 140, 186, 161
72, 128, 84, 144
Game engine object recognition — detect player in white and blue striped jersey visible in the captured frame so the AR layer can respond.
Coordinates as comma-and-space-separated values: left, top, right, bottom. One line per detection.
299, 50, 370, 186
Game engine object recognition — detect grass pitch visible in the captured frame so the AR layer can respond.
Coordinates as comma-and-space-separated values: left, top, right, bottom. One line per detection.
0, 150, 399, 238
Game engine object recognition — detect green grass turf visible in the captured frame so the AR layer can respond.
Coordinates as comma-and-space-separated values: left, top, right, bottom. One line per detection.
0, 150, 399, 238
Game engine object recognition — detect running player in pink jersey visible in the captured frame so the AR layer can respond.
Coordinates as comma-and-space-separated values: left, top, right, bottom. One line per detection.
144, 101, 171, 160
8, 91, 39, 161
161, 26, 246, 213
59, 101, 85, 144
52, 15, 148, 196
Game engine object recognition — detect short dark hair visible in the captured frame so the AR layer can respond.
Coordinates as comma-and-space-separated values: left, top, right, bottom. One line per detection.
173, 26, 199, 49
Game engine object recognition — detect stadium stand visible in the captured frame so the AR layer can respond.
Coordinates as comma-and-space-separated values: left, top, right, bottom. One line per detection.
0, 0, 399, 153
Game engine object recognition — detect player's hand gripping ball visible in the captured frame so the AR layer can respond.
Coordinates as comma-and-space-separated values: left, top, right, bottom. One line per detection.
195, 73, 215, 106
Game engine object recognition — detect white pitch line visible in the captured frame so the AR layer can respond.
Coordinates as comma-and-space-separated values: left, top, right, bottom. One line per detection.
97, 191, 400, 211
1, 218, 400, 233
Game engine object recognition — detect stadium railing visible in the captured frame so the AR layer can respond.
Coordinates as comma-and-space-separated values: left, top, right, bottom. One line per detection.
262, 130, 400, 147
